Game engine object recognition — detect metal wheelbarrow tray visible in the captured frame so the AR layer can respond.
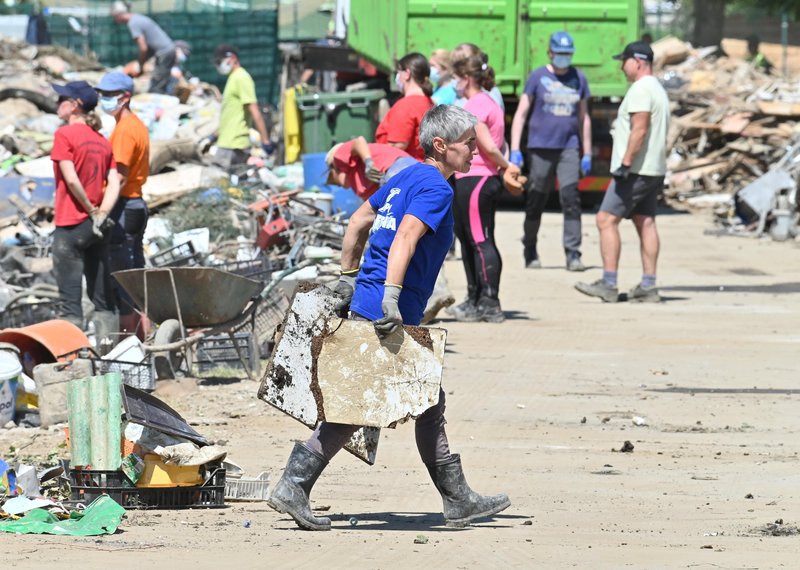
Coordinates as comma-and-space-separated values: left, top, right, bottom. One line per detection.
113, 267, 263, 328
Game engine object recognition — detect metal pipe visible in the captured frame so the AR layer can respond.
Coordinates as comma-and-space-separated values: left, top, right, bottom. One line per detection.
782, 12, 789, 78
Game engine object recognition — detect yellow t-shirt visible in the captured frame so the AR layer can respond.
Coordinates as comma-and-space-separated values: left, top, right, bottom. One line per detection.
110, 112, 150, 199
218, 67, 257, 150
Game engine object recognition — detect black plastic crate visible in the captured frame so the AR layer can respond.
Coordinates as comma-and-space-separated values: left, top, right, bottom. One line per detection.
58, 348, 155, 391
195, 331, 257, 374
211, 256, 275, 283
149, 242, 201, 268
69, 464, 225, 509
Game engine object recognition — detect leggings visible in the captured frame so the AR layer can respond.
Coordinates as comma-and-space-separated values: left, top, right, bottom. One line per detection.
452, 175, 503, 302
304, 313, 451, 466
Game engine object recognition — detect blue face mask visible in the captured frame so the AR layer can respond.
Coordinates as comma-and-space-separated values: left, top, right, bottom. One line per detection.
99, 95, 121, 114
552, 54, 573, 69
430, 66, 441, 84
394, 72, 404, 93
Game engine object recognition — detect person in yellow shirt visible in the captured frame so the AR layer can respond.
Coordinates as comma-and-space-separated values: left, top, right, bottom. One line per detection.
211, 44, 273, 168
95, 72, 150, 338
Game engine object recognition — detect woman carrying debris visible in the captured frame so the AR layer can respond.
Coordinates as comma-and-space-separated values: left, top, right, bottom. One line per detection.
448, 55, 521, 323
267, 104, 510, 531
51, 81, 120, 342
374, 52, 434, 161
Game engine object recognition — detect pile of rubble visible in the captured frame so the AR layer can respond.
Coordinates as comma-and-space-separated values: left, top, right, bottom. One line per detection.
654, 36, 800, 240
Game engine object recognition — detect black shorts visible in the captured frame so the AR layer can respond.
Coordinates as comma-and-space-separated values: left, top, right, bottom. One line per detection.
600, 173, 664, 218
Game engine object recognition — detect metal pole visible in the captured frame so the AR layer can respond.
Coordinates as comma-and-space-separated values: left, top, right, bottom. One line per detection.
782, 12, 789, 78
293, 0, 299, 46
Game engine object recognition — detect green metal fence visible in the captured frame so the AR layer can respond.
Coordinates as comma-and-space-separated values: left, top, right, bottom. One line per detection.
42, 5, 280, 106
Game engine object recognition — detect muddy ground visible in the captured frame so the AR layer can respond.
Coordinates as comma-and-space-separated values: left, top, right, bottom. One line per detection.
4, 207, 800, 568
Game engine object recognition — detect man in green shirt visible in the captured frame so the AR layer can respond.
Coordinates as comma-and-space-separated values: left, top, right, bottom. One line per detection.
212, 44, 273, 168
575, 41, 669, 304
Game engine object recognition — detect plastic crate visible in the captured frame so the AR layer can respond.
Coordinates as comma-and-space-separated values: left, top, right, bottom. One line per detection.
212, 256, 276, 283
92, 356, 155, 392
195, 332, 257, 374
253, 290, 289, 357
69, 464, 225, 509
149, 242, 201, 268
224, 472, 271, 501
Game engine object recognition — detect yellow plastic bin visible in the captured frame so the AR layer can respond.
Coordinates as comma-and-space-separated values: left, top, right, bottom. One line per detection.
136, 454, 203, 488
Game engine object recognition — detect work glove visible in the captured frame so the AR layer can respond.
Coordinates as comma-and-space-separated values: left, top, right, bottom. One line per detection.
581, 154, 592, 176
611, 164, 631, 182
373, 284, 403, 338
509, 150, 524, 167
332, 272, 357, 317
363, 157, 383, 184
89, 211, 110, 240
261, 142, 275, 156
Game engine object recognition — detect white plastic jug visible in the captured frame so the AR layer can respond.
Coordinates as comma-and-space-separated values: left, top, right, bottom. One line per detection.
0, 351, 22, 425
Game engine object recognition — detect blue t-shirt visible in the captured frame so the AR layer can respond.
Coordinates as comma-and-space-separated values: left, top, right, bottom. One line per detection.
350, 163, 453, 326
432, 84, 457, 105
524, 66, 590, 150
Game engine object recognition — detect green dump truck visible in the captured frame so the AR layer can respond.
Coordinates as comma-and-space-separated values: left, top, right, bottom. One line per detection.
346, 0, 642, 191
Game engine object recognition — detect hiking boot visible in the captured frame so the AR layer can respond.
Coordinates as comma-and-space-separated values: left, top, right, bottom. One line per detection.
628, 283, 661, 303
426, 454, 511, 528
476, 298, 505, 323
566, 254, 586, 272
574, 279, 619, 303
451, 302, 482, 322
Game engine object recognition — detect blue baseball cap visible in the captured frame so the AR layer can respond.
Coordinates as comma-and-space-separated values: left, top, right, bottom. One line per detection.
95, 72, 134, 93
52, 81, 98, 111
549, 31, 575, 54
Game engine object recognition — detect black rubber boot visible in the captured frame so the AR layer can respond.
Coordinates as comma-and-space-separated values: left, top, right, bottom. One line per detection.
427, 454, 511, 528
267, 443, 331, 531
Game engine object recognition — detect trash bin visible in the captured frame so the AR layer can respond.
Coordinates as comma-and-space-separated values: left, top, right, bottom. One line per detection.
302, 152, 363, 218
296, 89, 385, 154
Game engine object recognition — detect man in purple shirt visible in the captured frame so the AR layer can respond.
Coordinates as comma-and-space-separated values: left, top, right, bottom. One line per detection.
510, 31, 593, 272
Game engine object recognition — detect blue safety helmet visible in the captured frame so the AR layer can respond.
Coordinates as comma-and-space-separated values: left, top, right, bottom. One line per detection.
549, 31, 575, 54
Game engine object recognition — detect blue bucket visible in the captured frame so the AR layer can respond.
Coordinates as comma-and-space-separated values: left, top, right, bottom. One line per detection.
301, 152, 363, 219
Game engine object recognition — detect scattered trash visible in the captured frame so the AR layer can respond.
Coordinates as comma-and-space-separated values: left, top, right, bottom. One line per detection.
516, 404, 526, 409
349, 516, 358, 527
700, 544, 714, 549
613, 441, 635, 453
243, 519, 252, 528
522, 519, 533, 526
745, 493, 754, 499
754, 519, 800, 537
580, 417, 587, 424
0, 495, 124, 536
414, 534, 429, 544
632, 416, 648, 427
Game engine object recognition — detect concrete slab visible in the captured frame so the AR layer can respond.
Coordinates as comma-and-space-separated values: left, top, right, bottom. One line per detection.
316, 319, 445, 427
258, 281, 379, 464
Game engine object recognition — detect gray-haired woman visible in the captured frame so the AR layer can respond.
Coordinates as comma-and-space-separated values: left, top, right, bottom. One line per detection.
267, 105, 511, 531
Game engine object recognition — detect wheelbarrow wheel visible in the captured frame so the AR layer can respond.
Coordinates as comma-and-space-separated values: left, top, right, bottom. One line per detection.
153, 319, 187, 380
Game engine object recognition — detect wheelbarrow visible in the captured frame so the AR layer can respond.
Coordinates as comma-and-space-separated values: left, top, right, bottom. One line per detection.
113, 267, 264, 380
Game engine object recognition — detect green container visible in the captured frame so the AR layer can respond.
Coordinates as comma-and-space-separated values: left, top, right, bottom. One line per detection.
347, 0, 641, 98
296, 89, 386, 155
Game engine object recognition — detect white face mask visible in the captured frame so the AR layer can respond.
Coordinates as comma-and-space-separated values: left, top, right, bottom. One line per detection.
552, 54, 573, 69
99, 95, 121, 114
217, 59, 233, 75
176, 50, 187, 64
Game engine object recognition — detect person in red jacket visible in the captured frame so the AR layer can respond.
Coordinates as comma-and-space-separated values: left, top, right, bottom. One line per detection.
325, 136, 415, 200
50, 81, 120, 343
375, 52, 434, 161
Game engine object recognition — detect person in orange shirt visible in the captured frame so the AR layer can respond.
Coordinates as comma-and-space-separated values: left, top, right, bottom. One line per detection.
96, 72, 150, 338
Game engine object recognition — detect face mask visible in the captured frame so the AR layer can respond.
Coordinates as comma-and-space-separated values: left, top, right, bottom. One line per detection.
429, 66, 441, 84
217, 59, 233, 75
99, 95, 121, 114
176, 50, 187, 64
552, 54, 573, 69
394, 72, 404, 93
454, 78, 466, 98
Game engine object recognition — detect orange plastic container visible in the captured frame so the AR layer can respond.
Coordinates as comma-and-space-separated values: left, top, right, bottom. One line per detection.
0, 320, 90, 376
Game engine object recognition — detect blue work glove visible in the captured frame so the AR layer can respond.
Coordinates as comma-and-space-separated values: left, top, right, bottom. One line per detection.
612, 164, 631, 182
261, 142, 275, 156
373, 284, 403, 338
509, 150, 524, 167
332, 272, 357, 317
580, 154, 592, 175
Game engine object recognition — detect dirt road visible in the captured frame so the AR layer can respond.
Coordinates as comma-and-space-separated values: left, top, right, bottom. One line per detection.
5, 208, 800, 569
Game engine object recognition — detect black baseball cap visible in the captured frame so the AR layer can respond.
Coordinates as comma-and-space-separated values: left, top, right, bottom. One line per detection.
213, 44, 237, 64
612, 41, 654, 63
52, 81, 98, 111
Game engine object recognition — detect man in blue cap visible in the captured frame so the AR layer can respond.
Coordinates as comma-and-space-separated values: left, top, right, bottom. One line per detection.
510, 31, 592, 272
96, 71, 150, 338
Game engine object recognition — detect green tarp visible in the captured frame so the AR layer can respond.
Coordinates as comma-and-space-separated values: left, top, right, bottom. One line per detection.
0, 495, 125, 536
